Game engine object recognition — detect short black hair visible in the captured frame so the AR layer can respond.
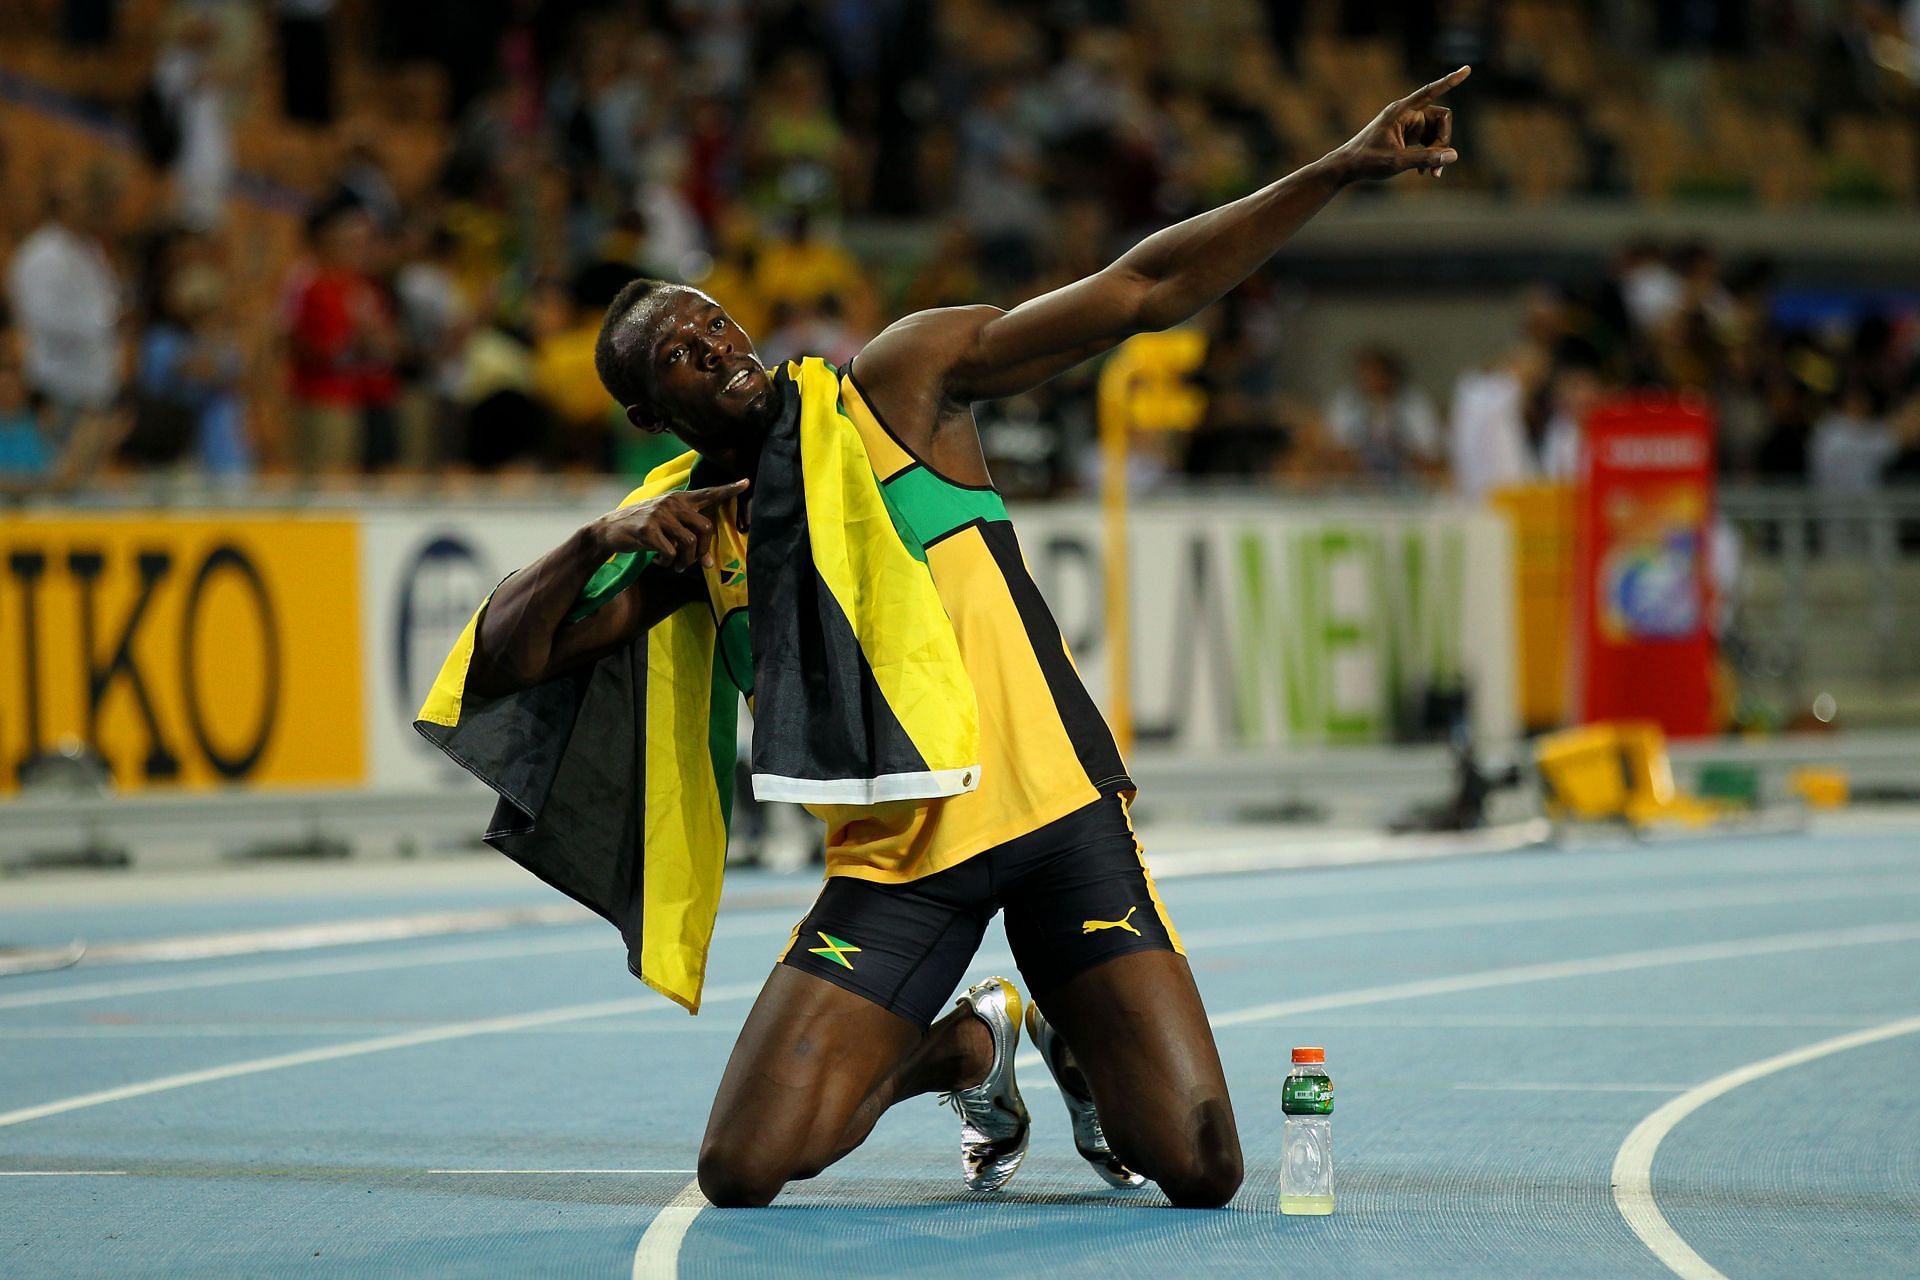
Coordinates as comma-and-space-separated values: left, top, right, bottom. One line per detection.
303, 193, 360, 244
594, 275, 675, 411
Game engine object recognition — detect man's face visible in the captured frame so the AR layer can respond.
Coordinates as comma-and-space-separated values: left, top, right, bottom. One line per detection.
631, 288, 774, 457
1356, 354, 1394, 399
322, 213, 374, 274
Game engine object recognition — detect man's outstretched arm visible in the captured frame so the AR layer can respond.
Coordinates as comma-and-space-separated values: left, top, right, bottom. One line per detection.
861, 67, 1468, 407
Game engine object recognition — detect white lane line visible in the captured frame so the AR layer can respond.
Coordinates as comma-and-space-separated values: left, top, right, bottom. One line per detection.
13, 874, 1903, 1016
1611, 1013, 1920, 1280
0, 907, 798, 1012
0, 1025, 469, 1039
1173, 874, 1920, 952
1455, 1082, 1693, 1093
20, 905, 593, 969
0, 1021, 744, 1039
639, 919, 1920, 1279
1144, 820, 1551, 878
432, 1174, 702, 1182
1158, 847, 1920, 907
1203, 920, 1920, 1031
0, 981, 762, 1131
0, 1170, 128, 1176
957, 878, 1920, 981
632, 1176, 712, 1280
4, 891, 821, 973
0, 932, 606, 1011
1284, 1014, 1893, 1028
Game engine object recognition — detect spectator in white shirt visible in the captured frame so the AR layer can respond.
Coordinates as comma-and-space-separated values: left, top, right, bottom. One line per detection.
5, 172, 127, 480
1811, 381, 1898, 497
155, 12, 234, 230
1324, 344, 1444, 481
1540, 360, 1600, 477
1448, 342, 1550, 501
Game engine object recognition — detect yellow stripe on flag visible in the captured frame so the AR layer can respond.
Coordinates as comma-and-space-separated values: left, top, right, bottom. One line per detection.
640, 605, 729, 1013
791, 358, 978, 777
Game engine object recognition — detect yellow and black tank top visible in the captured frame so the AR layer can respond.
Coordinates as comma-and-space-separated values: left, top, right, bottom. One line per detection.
803, 367, 1135, 883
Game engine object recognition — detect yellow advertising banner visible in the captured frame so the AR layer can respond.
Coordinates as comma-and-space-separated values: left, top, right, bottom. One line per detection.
1489, 482, 1575, 733
0, 515, 365, 793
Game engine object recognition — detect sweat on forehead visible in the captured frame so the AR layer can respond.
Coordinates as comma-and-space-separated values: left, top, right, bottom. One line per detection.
620, 286, 711, 354
596, 275, 688, 409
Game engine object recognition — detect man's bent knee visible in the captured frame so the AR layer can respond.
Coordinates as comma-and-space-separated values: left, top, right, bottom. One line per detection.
1160, 1143, 1244, 1208
1157, 1108, 1244, 1209
697, 1143, 788, 1208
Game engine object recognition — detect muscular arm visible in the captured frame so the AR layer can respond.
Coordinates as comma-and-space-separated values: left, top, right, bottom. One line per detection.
467, 479, 748, 697
467, 533, 698, 698
853, 67, 1468, 455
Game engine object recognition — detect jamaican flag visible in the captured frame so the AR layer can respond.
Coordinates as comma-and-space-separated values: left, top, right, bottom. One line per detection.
415, 357, 978, 1013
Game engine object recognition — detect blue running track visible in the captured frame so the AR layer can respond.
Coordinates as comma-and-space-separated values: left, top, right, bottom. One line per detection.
4, 824, 1918, 1278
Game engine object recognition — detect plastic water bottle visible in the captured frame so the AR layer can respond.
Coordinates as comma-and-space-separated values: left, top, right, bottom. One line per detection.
1280, 1046, 1333, 1215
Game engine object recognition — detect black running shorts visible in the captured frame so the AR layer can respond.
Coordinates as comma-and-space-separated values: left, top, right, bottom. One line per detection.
778, 795, 1183, 1027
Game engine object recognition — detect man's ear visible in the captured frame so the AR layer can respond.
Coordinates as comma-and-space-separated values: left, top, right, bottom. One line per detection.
625, 404, 665, 435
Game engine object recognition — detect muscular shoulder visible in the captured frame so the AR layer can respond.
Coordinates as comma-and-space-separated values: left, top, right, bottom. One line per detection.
850, 306, 1000, 486
854, 306, 1002, 399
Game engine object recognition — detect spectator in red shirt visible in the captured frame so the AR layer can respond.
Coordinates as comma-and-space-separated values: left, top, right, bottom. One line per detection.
283, 201, 397, 476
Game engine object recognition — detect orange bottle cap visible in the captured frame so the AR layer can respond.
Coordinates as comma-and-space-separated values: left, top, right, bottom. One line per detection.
1291, 1046, 1325, 1064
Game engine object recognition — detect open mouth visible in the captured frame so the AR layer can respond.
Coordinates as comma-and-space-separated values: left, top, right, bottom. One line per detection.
723, 365, 759, 395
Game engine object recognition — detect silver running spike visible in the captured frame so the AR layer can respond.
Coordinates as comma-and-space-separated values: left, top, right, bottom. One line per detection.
938, 975, 1031, 1192
1024, 999, 1147, 1189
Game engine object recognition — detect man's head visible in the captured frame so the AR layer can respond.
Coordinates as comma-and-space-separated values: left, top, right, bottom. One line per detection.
594, 279, 775, 464
308, 202, 374, 274
44, 164, 122, 240
1352, 344, 1403, 399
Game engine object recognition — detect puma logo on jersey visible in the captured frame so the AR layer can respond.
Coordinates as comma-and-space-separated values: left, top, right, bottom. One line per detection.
1081, 906, 1141, 936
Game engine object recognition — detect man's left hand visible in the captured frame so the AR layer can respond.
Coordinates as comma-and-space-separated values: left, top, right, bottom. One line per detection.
1331, 66, 1469, 183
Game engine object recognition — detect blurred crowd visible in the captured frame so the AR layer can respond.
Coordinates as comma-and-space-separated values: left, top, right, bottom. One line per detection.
0, 0, 1918, 498
1437, 240, 1920, 502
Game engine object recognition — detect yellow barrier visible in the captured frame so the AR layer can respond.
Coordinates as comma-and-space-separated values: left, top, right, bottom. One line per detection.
1097, 328, 1210, 754
1789, 767, 1849, 810
1534, 720, 1721, 828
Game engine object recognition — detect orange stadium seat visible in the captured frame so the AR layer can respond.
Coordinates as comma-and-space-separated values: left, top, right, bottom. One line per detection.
1829, 115, 1917, 204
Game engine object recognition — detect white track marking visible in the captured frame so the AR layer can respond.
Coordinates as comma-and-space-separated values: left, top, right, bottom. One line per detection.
0, 1021, 744, 1039
0, 907, 798, 1012
632, 1176, 712, 1280
427, 1168, 695, 1175
0, 1170, 127, 1176
1172, 874, 1920, 951
1611, 1013, 1920, 1280
0, 932, 604, 1011
1456, 1082, 1692, 1093
1141, 820, 1551, 878
51, 905, 591, 965
640, 919, 1920, 1279
1157, 846, 1919, 907
959, 877, 1920, 979
0, 981, 761, 1131
1202, 920, 1920, 1032
12, 874, 1905, 1015
2, 897, 819, 973
1287, 1014, 1890, 1028
1, 1025, 469, 1039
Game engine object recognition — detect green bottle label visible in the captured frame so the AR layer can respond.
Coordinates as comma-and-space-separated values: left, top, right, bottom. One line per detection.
1282, 1071, 1333, 1115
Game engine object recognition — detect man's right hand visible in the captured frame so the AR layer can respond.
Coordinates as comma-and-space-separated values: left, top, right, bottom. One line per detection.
590, 478, 750, 571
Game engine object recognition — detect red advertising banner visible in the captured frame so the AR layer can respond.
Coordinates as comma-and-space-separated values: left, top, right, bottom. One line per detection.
1573, 396, 1717, 737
